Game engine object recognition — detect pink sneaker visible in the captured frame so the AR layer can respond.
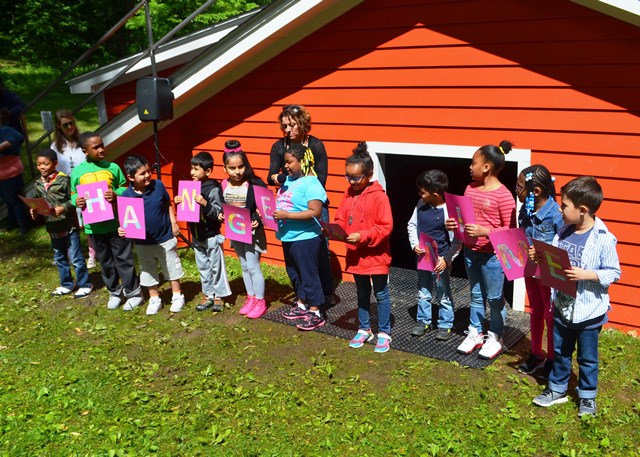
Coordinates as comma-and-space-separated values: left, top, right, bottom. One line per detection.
246, 298, 267, 319
239, 295, 257, 315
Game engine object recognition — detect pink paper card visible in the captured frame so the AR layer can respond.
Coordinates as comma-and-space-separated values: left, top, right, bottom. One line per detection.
444, 192, 475, 244
19, 196, 52, 216
253, 185, 278, 230
176, 180, 201, 222
319, 221, 349, 242
77, 181, 114, 224
532, 239, 577, 297
223, 203, 253, 244
488, 228, 538, 281
417, 232, 438, 272
117, 196, 146, 239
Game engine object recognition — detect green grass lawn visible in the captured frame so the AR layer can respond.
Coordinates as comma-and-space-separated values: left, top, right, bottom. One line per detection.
0, 61, 100, 180
1, 226, 639, 456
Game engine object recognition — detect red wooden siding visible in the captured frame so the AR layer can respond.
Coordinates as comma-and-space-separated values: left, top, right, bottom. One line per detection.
109, 0, 640, 330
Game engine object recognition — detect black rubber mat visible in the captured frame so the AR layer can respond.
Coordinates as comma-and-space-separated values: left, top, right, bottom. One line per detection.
263, 267, 529, 368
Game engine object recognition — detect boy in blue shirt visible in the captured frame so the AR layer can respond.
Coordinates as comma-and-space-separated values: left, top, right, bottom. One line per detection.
119, 155, 184, 315
533, 176, 621, 417
407, 170, 461, 340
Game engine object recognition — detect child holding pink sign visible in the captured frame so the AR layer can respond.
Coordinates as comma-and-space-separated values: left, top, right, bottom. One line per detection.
515, 165, 563, 377
31, 149, 93, 299
219, 140, 269, 319
533, 177, 620, 417
119, 155, 184, 315
174, 151, 231, 313
407, 170, 461, 340
71, 132, 142, 311
446, 140, 516, 359
334, 142, 393, 353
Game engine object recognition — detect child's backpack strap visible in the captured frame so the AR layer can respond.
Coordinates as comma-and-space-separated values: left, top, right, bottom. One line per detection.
221, 178, 228, 193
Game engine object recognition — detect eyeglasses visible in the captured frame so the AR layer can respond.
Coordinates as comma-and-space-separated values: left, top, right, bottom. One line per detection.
344, 174, 365, 183
61, 121, 75, 129
515, 185, 525, 192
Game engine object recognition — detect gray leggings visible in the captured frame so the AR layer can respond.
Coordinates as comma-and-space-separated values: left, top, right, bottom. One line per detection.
233, 242, 265, 299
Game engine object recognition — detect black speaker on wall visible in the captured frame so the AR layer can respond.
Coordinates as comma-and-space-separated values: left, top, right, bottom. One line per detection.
136, 77, 174, 122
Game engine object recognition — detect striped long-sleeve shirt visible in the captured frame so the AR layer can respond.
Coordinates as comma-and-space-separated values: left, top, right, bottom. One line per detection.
552, 217, 621, 324
464, 182, 516, 252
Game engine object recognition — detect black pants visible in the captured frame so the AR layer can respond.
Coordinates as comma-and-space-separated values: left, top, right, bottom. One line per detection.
91, 232, 140, 297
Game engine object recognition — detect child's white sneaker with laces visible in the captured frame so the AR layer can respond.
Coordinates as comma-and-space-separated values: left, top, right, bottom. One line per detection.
457, 325, 484, 354
146, 296, 163, 315
123, 294, 144, 311
478, 331, 503, 359
170, 293, 185, 313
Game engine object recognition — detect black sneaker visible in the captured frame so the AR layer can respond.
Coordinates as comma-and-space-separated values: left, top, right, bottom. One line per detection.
410, 322, 429, 337
435, 328, 452, 341
518, 353, 545, 374
296, 312, 325, 331
196, 297, 223, 312
537, 359, 553, 380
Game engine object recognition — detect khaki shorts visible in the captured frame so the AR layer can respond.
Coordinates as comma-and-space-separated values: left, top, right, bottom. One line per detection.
135, 237, 184, 287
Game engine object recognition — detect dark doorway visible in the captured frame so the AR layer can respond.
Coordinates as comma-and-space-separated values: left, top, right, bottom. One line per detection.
379, 152, 518, 286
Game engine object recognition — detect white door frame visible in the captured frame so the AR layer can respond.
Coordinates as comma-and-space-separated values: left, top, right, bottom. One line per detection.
367, 141, 531, 312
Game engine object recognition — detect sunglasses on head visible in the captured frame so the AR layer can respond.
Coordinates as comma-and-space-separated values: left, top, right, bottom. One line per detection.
61, 121, 75, 129
282, 104, 301, 114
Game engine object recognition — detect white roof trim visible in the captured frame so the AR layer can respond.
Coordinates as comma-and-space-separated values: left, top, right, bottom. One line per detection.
66, 9, 262, 94
571, 0, 640, 27
100, 0, 365, 159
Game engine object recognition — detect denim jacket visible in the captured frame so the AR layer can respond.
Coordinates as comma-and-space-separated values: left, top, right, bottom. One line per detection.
552, 217, 621, 324
518, 197, 563, 244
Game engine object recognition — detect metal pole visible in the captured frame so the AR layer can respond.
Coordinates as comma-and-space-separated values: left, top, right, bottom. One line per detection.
144, 0, 162, 179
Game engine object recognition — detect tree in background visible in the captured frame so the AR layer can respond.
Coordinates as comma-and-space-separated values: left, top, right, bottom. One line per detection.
0, 0, 272, 68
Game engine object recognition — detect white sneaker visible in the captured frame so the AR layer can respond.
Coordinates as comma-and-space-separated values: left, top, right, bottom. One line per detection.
457, 326, 484, 354
86, 256, 97, 269
74, 285, 94, 299
146, 296, 163, 315
51, 286, 73, 297
107, 295, 122, 310
170, 293, 185, 313
478, 331, 503, 359
123, 295, 144, 311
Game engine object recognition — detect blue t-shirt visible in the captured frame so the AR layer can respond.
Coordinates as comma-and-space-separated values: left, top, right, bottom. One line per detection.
275, 175, 326, 242
122, 179, 173, 245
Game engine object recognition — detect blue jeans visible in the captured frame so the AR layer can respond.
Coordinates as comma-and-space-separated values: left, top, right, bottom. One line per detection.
549, 321, 600, 399
282, 237, 325, 307
417, 268, 454, 329
354, 274, 391, 335
464, 248, 506, 336
51, 230, 91, 290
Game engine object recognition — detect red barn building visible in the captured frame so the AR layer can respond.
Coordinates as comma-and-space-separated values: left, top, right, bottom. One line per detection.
68, 0, 640, 330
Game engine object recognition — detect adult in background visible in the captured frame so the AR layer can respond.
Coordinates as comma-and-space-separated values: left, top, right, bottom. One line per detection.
0, 108, 27, 233
268, 105, 333, 303
51, 109, 96, 268
0, 77, 26, 136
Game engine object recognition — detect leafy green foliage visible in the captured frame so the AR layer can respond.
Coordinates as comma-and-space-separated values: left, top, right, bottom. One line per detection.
1, 226, 640, 455
0, 0, 272, 67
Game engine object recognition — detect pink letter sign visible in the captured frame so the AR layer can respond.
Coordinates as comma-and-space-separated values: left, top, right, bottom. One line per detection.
253, 185, 278, 230
532, 239, 577, 297
417, 232, 438, 272
223, 203, 253, 244
319, 221, 349, 242
77, 181, 114, 224
19, 196, 52, 216
444, 192, 475, 244
488, 228, 538, 281
117, 196, 146, 239
177, 180, 201, 222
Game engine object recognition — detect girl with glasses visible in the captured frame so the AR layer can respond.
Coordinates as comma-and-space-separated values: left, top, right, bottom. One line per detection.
334, 142, 394, 353
51, 109, 96, 268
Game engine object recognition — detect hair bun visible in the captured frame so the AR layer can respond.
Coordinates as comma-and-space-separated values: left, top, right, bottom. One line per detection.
353, 141, 369, 156
498, 140, 513, 155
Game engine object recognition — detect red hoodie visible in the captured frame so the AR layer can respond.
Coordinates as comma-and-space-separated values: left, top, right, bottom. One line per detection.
334, 181, 393, 275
